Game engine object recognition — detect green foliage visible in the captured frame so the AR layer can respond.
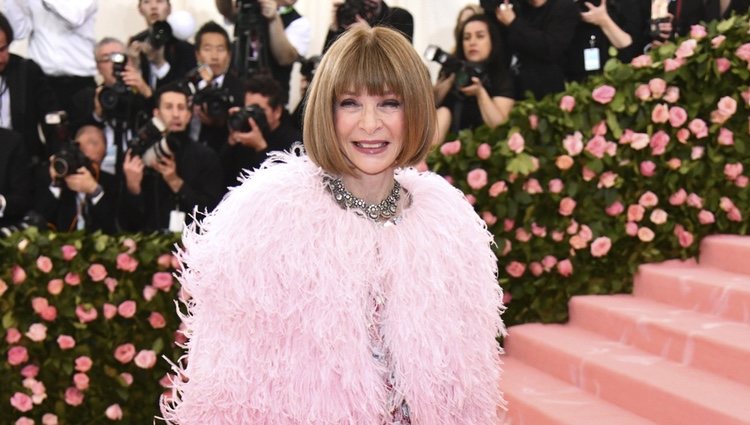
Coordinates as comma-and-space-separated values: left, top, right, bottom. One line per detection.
429, 16, 750, 326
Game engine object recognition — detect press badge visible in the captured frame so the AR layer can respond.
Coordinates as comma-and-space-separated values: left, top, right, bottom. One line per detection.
584, 35, 600, 71
169, 210, 186, 233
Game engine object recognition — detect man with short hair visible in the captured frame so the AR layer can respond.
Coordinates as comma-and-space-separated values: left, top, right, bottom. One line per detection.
121, 83, 224, 232
323, 0, 414, 52
222, 74, 300, 188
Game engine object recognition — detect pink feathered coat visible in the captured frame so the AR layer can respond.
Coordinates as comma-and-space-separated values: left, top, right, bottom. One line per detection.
162, 152, 506, 424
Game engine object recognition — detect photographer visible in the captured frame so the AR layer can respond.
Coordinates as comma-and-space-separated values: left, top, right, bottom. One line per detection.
129, 0, 197, 90
189, 21, 244, 153
434, 14, 515, 143
222, 74, 300, 188
323, 0, 414, 53
120, 83, 223, 233
0, 128, 33, 229
34, 125, 117, 233
216, 0, 312, 96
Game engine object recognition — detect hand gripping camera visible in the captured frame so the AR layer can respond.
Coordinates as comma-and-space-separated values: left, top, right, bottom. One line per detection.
227, 104, 270, 137
127, 117, 181, 168
98, 52, 133, 121
424, 45, 489, 90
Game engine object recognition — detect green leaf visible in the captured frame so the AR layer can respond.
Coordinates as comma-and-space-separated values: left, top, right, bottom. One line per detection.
717, 16, 736, 33
2, 310, 16, 328
506, 153, 535, 176
606, 110, 623, 138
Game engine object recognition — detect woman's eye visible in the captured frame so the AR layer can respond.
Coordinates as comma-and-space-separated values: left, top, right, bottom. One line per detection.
339, 99, 358, 108
381, 100, 402, 109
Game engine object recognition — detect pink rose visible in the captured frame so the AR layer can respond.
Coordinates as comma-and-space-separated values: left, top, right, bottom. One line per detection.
664, 58, 685, 72
106, 404, 123, 420
118, 300, 137, 319
467, 169, 488, 190
585, 135, 607, 158
650, 131, 670, 155
505, 261, 526, 278
21, 365, 39, 379
47, 279, 64, 295
698, 210, 715, 225
606, 201, 624, 217
651, 104, 669, 124
12, 265, 27, 284
688, 119, 708, 138
10, 392, 33, 412
507, 133, 525, 153
668, 106, 688, 127
571, 236, 590, 249
476, 143, 492, 160
465, 194, 476, 205
439, 140, 461, 156
592, 85, 616, 104
736, 43, 750, 61
559, 197, 576, 216
664, 86, 680, 103
75, 305, 98, 323
529, 262, 544, 277
57, 335, 76, 350
563, 132, 584, 156
582, 167, 596, 182
25, 323, 47, 342
64, 387, 84, 406
690, 24, 707, 40
488, 181, 508, 197
728, 207, 742, 222
716, 57, 731, 74
631, 54, 652, 68
717, 96, 737, 118
157, 254, 173, 269
638, 191, 659, 208
591, 120, 608, 136
648, 78, 667, 98
523, 178, 543, 194
541, 256, 558, 271
666, 158, 682, 170
103, 303, 117, 320
75, 356, 93, 373
625, 222, 639, 236
0, 279, 6, 297
122, 238, 137, 254
532, 223, 547, 238
720, 197, 736, 212
143, 285, 158, 302
590, 237, 612, 257
87, 263, 108, 282
634, 84, 651, 101
650, 208, 668, 225
557, 259, 573, 277
556, 155, 574, 170
674, 225, 694, 248
597, 171, 617, 188
736, 176, 749, 188
528, 114, 539, 129
638, 227, 655, 242
676, 128, 690, 143
579, 225, 593, 242
515, 228, 531, 242
135, 349, 157, 369
711, 35, 726, 48
120, 372, 134, 386
152, 272, 174, 292
548, 179, 564, 193
116, 253, 138, 272
73, 373, 90, 390
114, 343, 136, 364
42, 414, 58, 425
687, 193, 704, 209
560, 95, 576, 112
691, 146, 705, 160
149, 312, 167, 329
566, 220, 579, 235
61, 245, 78, 261
36, 256, 53, 273
32, 297, 49, 313
718, 128, 734, 146
742, 87, 750, 106
504, 219, 515, 232
630, 132, 650, 150
8, 346, 29, 366
551, 231, 564, 242
640, 161, 656, 177
17, 418, 34, 425
628, 204, 645, 222
481, 211, 497, 226
64, 272, 81, 286
724, 163, 743, 181
104, 277, 118, 293
675, 38, 697, 59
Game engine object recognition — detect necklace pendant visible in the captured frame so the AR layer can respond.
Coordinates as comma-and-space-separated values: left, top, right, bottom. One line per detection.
325, 177, 402, 223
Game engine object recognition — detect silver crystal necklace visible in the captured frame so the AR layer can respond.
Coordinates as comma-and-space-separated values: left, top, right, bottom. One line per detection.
325, 176, 401, 222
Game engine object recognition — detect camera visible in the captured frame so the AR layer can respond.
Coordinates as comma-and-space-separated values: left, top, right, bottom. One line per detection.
236, 0, 264, 31
149, 20, 173, 49
228, 104, 270, 136
336, 0, 377, 28
128, 117, 180, 168
0, 212, 47, 238
649, 0, 672, 41
52, 142, 91, 178
298, 55, 322, 82
193, 86, 235, 119
424, 45, 489, 89
98, 52, 133, 120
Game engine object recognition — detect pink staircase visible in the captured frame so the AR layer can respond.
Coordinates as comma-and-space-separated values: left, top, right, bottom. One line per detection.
501, 235, 750, 425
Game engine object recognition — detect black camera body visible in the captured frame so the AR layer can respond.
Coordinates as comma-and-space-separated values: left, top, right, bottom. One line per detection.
193, 86, 235, 119
52, 142, 92, 178
128, 117, 179, 168
299, 55, 322, 82
149, 20, 173, 50
228, 104, 270, 136
424, 45, 489, 90
336, 0, 378, 28
98, 52, 133, 121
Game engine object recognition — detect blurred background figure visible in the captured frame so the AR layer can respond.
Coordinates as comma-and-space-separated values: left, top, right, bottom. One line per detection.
433, 13, 515, 143
323, 0, 414, 52
0, 128, 33, 231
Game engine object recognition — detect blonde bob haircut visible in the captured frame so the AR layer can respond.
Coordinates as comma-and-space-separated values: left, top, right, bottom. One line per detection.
303, 24, 437, 176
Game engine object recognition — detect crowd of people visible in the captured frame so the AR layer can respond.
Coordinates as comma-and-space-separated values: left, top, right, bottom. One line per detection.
0, 0, 748, 235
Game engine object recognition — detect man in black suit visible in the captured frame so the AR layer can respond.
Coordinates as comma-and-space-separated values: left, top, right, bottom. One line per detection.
0, 12, 60, 163
0, 128, 33, 229
34, 125, 117, 233
189, 21, 244, 153
121, 83, 224, 233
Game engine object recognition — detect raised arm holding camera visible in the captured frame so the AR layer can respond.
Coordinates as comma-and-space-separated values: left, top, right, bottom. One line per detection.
120, 83, 223, 233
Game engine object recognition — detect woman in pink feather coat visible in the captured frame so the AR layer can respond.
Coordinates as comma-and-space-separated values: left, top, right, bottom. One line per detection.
161, 24, 506, 425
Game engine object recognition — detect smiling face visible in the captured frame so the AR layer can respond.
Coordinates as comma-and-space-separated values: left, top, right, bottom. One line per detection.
334, 90, 404, 179
462, 20, 492, 62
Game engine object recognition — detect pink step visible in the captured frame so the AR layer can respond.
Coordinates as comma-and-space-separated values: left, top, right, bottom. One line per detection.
700, 235, 750, 275
501, 356, 656, 425
569, 294, 750, 386
505, 324, 750, 425
634, 262, 750, 324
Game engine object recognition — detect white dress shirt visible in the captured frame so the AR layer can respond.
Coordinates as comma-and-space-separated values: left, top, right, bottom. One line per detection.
5, 0, 97, 77
0, 77, 10, 129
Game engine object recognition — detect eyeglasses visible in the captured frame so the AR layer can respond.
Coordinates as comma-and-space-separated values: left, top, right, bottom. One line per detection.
95, 53, 125, 63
